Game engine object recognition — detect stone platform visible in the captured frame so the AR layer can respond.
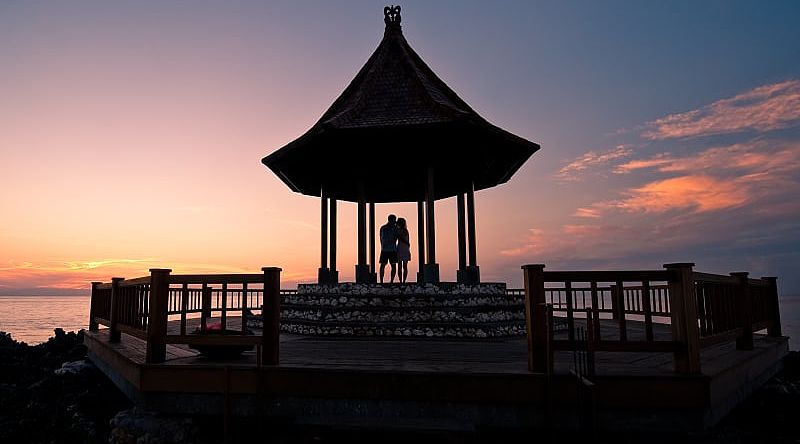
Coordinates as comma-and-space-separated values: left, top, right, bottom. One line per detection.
252, 283, 526, 338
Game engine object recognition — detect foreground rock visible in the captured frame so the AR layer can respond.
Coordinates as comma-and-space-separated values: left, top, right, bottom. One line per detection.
0, 329, 131, 444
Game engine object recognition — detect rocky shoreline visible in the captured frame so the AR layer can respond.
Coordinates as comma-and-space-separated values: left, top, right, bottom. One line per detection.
1, 329, 797, 443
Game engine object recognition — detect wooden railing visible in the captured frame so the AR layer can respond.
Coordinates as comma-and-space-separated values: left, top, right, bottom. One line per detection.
522, 263, 783, 375
89, 267, 282, 364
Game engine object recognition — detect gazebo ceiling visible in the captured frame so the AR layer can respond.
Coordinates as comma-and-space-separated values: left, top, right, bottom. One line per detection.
262, 6, 540, 203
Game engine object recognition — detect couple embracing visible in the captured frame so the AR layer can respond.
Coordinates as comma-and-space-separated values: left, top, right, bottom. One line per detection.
379, 214, 411, 283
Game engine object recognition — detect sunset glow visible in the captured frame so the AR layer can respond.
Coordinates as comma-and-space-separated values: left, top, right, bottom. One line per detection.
1, 1, 799, 293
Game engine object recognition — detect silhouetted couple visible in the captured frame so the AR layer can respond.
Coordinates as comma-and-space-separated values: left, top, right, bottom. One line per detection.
379, 214, 411, 283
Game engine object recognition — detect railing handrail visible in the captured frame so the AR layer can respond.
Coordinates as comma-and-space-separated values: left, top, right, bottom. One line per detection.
543, 270, 672, 282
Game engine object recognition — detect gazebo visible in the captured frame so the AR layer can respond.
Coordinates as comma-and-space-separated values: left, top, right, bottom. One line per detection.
263, 6, 539, 285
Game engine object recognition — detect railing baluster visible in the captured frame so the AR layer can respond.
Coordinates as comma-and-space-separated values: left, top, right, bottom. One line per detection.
565, 280, 575, 341
590, 281, 601, 342
614, 280, 626, 341
242, 283, 249, 334
222, 283, 228, 331
642, 281, 653, 342
181, 283, 188, 335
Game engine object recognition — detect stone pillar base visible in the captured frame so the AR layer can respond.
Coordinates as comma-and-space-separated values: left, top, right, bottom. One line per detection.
355, 264, 372, 284
318, 268, 339, 284
457, 266, 480, 284
423, 263, 440, 284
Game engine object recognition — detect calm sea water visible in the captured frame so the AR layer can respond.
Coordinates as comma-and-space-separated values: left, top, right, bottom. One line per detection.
0, 295, 91, 344
0, 294, 798, 349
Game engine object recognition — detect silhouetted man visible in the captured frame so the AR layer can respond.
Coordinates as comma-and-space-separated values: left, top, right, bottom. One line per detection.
379, 214, 399, 283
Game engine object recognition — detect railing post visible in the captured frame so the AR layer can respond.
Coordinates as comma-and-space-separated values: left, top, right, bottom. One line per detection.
262, 267, 282, 366
523, 264, 550, 373
89, 282, 101, 331
610, 285, 620, 320
731, 272, 753, 350
664, 263, 700, 374
146, 268, 171, 364
201, 284, 211, 331
109, 277, 124, 343
762, 277, 782, 337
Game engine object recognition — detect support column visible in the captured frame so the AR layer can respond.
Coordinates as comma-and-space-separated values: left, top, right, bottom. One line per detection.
523, 264, 550, 373
664, 262, 701, 374
318, 192, 329, 284
464, 183, 480, 283
456, 193, 468, 283
355, 193, 370, 283
146, 268, 171, 364
329, 198, 338, 284
417, 201, 426, 283
732, 272, 753, 350
423, 167, 440, 283
369, 202, 377, 282
261, 267, 282, 366
109, 277, 123, 343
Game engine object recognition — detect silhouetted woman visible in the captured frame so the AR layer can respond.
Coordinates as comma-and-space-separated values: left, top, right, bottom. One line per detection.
396, 218, 411, 283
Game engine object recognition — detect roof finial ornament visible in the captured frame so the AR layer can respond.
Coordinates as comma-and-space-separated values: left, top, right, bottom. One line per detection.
384, 5, 401, 29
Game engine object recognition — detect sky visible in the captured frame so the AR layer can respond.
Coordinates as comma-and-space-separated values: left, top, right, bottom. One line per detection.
1, 1, 799, 294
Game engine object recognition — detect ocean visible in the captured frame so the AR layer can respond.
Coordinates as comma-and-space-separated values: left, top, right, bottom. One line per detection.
1, 294, 798, 349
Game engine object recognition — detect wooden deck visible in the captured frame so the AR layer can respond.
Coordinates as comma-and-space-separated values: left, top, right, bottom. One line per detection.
85, 316, 789, 432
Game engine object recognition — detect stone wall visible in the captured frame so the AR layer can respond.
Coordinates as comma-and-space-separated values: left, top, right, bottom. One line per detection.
251, 283, 528, 339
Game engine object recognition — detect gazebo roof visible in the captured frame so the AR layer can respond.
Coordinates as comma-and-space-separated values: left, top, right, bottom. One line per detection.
262, 6, 540, 203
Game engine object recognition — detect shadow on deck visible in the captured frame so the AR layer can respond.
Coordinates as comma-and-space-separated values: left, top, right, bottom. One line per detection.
85, 316, 788, 432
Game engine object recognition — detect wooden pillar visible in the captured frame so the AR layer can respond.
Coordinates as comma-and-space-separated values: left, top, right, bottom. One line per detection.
109, 277, 123, 343
329, 198, 338, 283
762, 276, 781, 336
89, 282, 101, 331
417, 200, 425, 283
467, 185, 477, 267
664, 263, 700, 374
261, 267, 282, 366
369, 202, 376, 276
146, 268, 171, 364
320, 193, 328, 270
523, 264, 550, 373
456, 193, 467, 271
423, 167, 440, 282
355, 193, 370, 283
731, 272, 753, 350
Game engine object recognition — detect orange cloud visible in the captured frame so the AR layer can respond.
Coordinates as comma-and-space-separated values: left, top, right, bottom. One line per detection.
643, 80, 800, 140
612, 175, 749, 213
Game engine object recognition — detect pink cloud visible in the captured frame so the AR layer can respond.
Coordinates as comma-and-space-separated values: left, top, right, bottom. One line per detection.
643, 80, 800, 140
556, 145, 632, 181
